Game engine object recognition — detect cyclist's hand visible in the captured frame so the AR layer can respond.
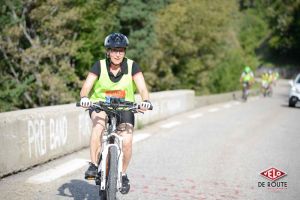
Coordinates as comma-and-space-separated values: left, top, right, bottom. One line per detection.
140, 100, 152, 111
80, 97, 91, 108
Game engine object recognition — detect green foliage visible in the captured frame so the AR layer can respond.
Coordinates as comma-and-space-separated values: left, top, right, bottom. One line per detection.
117, 0, 171, 69
74, 0, 120, 79
237, 8, 269, 68
0, 0, 82, 111
150, 0, 244, 94
249, 0, 300, 64
265, 0, 300, 55
209, 50, 245, 93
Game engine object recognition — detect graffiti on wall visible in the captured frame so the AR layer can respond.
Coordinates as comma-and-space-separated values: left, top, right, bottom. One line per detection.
28, 116, 68, 158
27, 112, 92, 159
49, 117, 68, 150
28, 116, 47, 158
78, 112, 91, 141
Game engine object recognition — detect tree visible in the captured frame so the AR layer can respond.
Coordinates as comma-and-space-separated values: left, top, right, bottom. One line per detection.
152, 0, 242, 94
0, 0, 82, 111
265, 0, 300, 57
116, 0, 172, 84
73, 0, 120, 79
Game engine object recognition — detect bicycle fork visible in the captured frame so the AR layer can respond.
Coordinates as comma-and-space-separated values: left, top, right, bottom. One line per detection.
99, 133, 123, 191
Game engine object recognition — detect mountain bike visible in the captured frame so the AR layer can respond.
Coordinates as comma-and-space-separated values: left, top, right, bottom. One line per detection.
76, 98, 152, 200
242, 82, 250, 101
262, 82, 273, 97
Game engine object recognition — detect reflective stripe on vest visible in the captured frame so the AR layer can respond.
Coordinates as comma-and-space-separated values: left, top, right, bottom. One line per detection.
89, 58, 136, 102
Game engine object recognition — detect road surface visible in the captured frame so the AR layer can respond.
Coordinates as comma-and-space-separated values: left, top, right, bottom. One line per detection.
0, 80, 299, 200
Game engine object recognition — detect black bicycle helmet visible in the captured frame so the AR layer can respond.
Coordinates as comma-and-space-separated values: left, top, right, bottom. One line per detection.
104, 33, 129, 48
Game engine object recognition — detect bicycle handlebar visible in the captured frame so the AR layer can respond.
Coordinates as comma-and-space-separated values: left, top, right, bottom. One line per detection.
76, 100, 153, 112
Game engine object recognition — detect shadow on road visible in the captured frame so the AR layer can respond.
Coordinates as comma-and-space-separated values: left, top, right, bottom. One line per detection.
57, 179, 98, 200
280, 104, 300, 109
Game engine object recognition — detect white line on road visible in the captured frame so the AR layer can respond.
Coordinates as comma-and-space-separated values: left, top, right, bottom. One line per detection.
26, 159, 88, 184
188, 113, 204, 119
133, 133, 150, 143
160, 121, 181, 128
27, 133, 151, 184
223, 104, 232, 108
208, 108, 219, 112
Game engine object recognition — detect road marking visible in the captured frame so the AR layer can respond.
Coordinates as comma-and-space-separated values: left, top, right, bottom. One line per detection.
26, 134, 151, 184
26, 159, 88, 184
208, 108, 219, 112
188, 113, 204, 119
133, 133, 150, 143
223, 104, 232, 108
160, 121, 181, 129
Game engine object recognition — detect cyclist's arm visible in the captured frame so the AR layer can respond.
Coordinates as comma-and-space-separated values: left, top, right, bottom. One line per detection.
133, 72, 149, 101
80, 72, 98, 98
239, 76, 243, 83
240, 72, 245, 83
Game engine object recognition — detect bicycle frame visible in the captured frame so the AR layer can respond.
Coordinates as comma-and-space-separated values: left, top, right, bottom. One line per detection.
99, 122, 124, 191
76, 99, 153, 199
242, 82, 250, 101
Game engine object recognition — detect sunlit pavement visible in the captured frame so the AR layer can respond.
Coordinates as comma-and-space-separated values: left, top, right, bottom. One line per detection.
0, 80, 299, 200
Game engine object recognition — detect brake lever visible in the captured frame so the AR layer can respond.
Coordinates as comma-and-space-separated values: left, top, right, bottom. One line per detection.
128, 106, 144, 114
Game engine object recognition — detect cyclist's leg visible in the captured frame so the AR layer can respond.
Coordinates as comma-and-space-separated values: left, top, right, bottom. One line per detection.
90, 110, 107, 165
246, 82, 250, 95
85, 110, 107, 178
117, 119, 133, 194
116, 110, 135, 172
117, 123, 134, 173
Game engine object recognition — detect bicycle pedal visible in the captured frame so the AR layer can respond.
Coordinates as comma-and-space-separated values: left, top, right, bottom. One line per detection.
95, 178, 101, 185
85, 176, 96, 180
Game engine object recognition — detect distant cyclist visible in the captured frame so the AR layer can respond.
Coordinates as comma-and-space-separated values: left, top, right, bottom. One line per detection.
273, 70, 280, 86
261, 71, 271, 97
267, 69, 275, 86
240, 66, 255, 101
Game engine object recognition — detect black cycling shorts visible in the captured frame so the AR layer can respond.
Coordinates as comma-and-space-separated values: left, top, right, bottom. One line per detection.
89, 108, 135, 127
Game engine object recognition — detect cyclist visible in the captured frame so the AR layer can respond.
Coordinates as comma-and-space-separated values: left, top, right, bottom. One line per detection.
240, 66, 255, 99
267, 69, 275, 91
261, 71, 270, 96
267, 69, 275, 85
273, 70, 280, 86
79, 33, 152, 194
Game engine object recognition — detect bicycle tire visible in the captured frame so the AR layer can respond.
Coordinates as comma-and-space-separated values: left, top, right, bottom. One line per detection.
106, 146, 118, 200
242, 90, 247, 101
99, 190, 107, 200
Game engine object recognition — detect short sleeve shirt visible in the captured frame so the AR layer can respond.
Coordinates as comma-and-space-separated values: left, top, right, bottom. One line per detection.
90, 58, 141, 83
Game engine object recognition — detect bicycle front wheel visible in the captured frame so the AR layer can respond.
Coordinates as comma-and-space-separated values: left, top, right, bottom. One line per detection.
106, 146, 118, 200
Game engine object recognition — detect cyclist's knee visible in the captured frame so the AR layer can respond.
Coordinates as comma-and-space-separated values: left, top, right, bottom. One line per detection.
118, 123, 133, 147
91, 111, 107, 128
118, 123, 133, 135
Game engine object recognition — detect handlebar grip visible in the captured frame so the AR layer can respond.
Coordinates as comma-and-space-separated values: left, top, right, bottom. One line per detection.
76, 102, 81, 107
138, 105, 153, 110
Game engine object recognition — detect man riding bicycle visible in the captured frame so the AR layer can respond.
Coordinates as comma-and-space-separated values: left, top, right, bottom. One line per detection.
240, 66, 254, 85
79, 33, 152, 194
240, 66, 255, 99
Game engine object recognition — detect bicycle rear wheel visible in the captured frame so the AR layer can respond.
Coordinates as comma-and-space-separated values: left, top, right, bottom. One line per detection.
242, 89, 247, 101
106, 146, 118, 200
